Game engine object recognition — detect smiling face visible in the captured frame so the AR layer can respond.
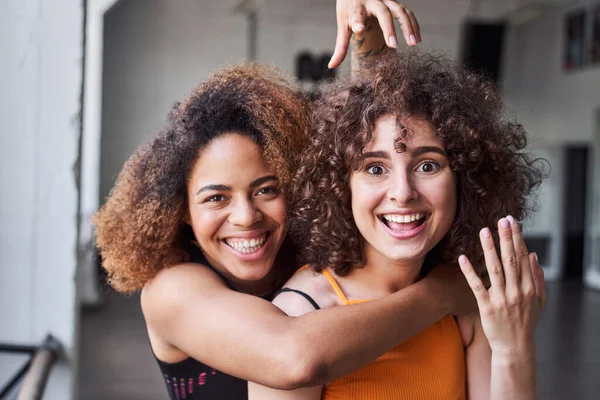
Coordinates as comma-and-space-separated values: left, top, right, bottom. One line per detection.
186, 133, 287, 292
349, 115, 457, 268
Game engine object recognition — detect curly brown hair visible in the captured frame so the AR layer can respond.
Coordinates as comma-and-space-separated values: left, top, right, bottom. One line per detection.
93, 63, 310, 293
290, 49, 546, 276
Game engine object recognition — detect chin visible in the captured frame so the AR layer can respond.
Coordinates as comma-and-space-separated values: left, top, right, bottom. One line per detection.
382, 245, 428, 263
231, 262, 273, 282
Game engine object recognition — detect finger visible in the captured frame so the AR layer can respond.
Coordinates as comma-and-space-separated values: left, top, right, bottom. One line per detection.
530, 252, 547, 309
383, 1, 416, 46
459, 255, 489, 305
480, 227, 506, 290
329, 24, 352, 69
498, 217, 520, 290
508, 215, 535, 293
365, 1, 398, 48
406, 7, 421, 43
349, 2, 366, 33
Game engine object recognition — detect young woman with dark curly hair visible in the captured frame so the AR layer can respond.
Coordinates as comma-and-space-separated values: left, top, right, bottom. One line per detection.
92, 2, 481, 399
249, 49, 547, 399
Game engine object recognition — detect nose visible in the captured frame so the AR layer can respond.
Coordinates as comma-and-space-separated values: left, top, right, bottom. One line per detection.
387, 172, 418, 205
229, 198, 263, 227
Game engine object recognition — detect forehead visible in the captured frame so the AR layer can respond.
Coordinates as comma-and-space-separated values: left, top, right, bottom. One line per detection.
190, 133, 271, 182
365, 115, 443, 151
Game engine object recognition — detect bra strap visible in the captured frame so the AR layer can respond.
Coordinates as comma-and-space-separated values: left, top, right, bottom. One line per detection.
321, 270, 350, 305
272, 288, 321, 310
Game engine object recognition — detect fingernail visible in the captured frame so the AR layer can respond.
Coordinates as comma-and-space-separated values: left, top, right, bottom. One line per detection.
459, 255, 468, 265
481, 228, 491, 238
533, 252, 539, 263
506, 215, 515, 226
499, 218, 510, 229
389, 35, 398, 48
353, 23, 365, 33
410, 34, 417, 46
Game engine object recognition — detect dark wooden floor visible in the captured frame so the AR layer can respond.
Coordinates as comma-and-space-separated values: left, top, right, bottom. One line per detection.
79, 281, 600, 399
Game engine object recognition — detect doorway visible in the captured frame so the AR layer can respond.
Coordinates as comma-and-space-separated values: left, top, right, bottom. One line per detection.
562, 146, 589, 279
584, 110, 600, 290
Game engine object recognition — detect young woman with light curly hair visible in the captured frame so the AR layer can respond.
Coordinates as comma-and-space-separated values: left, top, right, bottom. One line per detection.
92, 2, 479, 399
250, 49, 547, 399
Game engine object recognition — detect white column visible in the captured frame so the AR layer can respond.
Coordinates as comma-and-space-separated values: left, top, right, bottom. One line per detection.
78, 0, 121, 307
0, 0, 83, 398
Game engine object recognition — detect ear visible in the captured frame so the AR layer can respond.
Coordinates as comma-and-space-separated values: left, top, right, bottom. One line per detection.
183, 207, 192, 226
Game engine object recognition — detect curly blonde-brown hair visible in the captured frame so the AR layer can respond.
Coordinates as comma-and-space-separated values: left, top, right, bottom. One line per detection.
290, 49, 546, 276
93, 63, 310, 293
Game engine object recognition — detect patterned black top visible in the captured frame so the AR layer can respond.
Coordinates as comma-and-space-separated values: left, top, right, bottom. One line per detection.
154, 354, 248, 400
152, 249, 249, 399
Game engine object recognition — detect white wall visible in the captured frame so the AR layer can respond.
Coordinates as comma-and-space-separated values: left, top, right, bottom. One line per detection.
503, 2, 600, 145
502, 1, 600, 280
99, 0, 247, 201
0, 0, 82, 398
523, 146, 566, 278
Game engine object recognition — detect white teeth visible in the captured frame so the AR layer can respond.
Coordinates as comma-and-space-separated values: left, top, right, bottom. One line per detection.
383, 213, 424, 223
225, 235, 267, 254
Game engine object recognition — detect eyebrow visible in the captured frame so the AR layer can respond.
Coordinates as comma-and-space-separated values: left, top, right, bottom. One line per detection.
196, 184, 230, 195
411, 146, 447, 157
195, 175, 278, 195
361, 146, 446, 160
361, 151, 390, 160
249, 175, 278, 189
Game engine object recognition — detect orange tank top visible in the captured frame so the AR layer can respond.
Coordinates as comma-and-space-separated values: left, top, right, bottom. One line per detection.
320, 269, 466, 400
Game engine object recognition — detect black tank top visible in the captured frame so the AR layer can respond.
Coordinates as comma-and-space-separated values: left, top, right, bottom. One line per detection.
152, 249, 249, 399
154, 355, 247, 400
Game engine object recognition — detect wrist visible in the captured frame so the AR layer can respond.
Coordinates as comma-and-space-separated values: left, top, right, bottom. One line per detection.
491, 342, 537, 362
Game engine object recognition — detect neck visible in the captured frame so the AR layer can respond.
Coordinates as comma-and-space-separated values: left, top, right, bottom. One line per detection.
223, 266, 278, 297
200, 251, 279, 297
348, 244, 424, 295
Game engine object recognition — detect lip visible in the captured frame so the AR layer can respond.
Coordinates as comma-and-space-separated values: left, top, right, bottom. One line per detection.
222, 231, 272, 262
379, 216, 428, 240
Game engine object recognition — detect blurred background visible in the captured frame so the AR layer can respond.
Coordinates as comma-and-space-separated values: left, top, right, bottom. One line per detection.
1, 0, 599, 398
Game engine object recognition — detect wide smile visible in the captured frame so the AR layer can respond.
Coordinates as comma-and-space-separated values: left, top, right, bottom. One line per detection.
222, 232, 272, 261
378, 212, 428, 239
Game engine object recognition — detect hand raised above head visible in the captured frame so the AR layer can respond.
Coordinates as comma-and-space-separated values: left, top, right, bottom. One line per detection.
330, 0, 422, 69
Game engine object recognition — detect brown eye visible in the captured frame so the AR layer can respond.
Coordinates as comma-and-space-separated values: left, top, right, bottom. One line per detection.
366, 165, 386, 175
257, 186, 279, 196
416, 161, 440, 174
204, 195, 227, 203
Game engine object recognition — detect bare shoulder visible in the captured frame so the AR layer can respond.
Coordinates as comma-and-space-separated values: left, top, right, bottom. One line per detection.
141, 262, 228, 323
272, 267, 339, 317
457, 311, 481, 347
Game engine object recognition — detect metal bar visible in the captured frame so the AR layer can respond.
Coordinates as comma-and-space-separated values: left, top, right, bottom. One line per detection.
0, 358, 32, 398
0, 344, 37, 354
16, 336, 62, 400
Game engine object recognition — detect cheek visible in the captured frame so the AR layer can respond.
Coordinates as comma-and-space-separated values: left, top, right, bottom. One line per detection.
189, 207, 224, 240
431, 175, 457, 222
264, 198, 288, 226
350, 178, 383, 222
